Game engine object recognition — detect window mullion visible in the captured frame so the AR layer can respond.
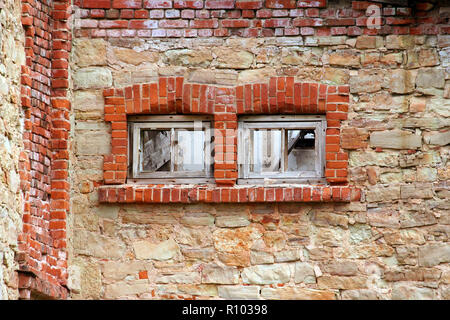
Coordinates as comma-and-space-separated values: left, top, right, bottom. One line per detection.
170, 128, 175, 173
281, 128, 286, 173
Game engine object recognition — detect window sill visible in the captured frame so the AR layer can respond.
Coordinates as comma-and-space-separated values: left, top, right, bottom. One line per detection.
98, 184, 361, 203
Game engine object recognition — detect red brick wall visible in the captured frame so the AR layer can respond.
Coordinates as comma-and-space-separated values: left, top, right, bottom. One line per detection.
72, 0, 448, 38
99, 76, 362, 204
18, 0, 71, 300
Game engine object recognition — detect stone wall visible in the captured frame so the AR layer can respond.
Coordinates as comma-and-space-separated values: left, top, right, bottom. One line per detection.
69, 0, 450, 300
0, 0, 25, 300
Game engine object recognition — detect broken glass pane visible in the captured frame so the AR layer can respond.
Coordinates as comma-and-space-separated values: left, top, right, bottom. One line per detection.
287, 129, 316, 172
251, 129, 282, 173
175, 130, 205, 172
141, 130, 171, 172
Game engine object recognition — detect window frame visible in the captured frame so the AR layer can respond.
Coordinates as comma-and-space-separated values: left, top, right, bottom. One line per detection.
127, 115, 214, 184
238, 115, 327, 185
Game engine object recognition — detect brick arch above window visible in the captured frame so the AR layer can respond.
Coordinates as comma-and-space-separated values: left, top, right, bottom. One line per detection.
99, 76, 360, 204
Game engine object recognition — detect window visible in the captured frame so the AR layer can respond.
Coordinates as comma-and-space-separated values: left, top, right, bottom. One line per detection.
238, 115, 326, 184
128, 115, 213, 183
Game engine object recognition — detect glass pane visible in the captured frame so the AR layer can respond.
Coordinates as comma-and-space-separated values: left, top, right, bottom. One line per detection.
251, 129, 282, 174
141, 130, 171, 172
175, 130, 205, 172
287, 129, 316, 172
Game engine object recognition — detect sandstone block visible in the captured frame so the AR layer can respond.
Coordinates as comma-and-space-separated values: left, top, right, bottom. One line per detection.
73, 39, 107, 67
75, 130, 111, 155
213, 225, 263, 254
294, 262, 315, 284
175, 226, 213, 247
328, 50, 360, 67
419, 49, 440, 67
428, 97, 450, 117
214, 48, 253, 69
73, 230, 125, 259
261, 287, 335, 300
218, 286, 260, 299
156, 272, 201, 284
392, 284, 434, 300
104, 280, 150, 299
355, 36, 383, 49
349, 151, 399, 167
365, 186, 400, 202
409, 97, 426, 113
73, 67, 112, 89
113, 48, 158, 65
323, 67, 350, 84
341, 289, 379, 300
320, 261, 358, 276
165, 49, 213, 68
350, 70, 383, 93
215, 216, 250, 228
386, 35, 415, 49
389, 69, 415, 94
250, 251, 274, 265
400, 184, 433, 199
317, 276, 367, 290
177, 284, 218, 297
201, 264, 239, 284
424, 130, 450, 146
133, 239, 179, 260
181, 212, 215, 226
418, 244, 450, 267
274, 249, 301, 263
311, 211, 349, 229
416, 68, 445, 89
242, 264, 291, 285
370, 129, 422, 150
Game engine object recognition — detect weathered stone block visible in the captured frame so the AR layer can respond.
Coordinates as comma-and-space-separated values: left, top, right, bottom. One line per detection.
294, 262, 315, 284
133, 239, 179, 260
386, 35, 415, 49
250, 251, 274, 265
341, 289, 379, 300
365, 186, 400, 202
181, 212, 215, 226
370, 130, 422, 150
104, 280, 150, 299
165, 49, 213, 68
113, 48, 158, 65
418, 244, 450, 267
389, 69, 415, 94
392, 284, 434, 300
320, 261, 359, 277
215, 215, 250, 228
73, 67, 113, 89
214, 48, 253, 69
201, 264, 239, 284
73, 39, 107, 67
355, 36, 383, 49
328, 50, 360, 67
416, 68, 446, 89
350, 70, 383, 93
274, 249, 301, 263
242, 264, 291, 284
317, 276, 367, 290
218, 286, 260, 299
424, 130, 450, 146
261, 287, 335, 300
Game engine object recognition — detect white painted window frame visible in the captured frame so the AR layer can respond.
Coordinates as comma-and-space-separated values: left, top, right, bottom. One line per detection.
128, 115, 214, 184
238, 115, 327, 185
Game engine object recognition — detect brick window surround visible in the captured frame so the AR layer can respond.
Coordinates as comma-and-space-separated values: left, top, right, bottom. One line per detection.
99, 76, 361, 204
